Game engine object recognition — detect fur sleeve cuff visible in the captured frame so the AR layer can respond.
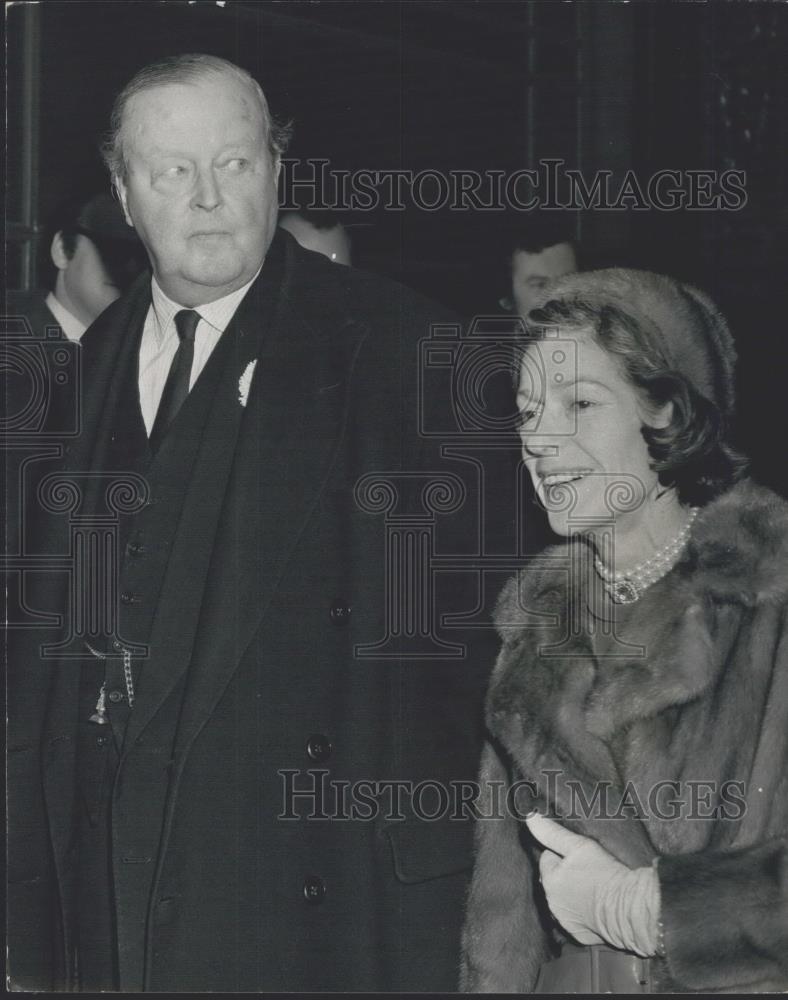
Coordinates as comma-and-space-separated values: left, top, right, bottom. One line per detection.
657, 839, 788, 991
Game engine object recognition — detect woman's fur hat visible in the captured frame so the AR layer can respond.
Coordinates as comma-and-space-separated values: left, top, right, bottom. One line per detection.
532, 269, 737, 418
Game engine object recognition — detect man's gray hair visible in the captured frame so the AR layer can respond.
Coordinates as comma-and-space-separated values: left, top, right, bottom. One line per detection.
100, 53, 293, 184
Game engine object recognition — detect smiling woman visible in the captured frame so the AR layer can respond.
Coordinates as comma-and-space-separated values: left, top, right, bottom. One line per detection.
461, 269, 788, 993
513, 274, 744, 571
517, 332, 680, 561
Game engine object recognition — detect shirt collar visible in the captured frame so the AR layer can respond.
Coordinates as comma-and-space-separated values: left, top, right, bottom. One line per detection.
45, 292, 87, 342
150, 264, 263, 345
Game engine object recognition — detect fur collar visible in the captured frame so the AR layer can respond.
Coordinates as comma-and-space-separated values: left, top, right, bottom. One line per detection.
487, 478, 788, 773
683, 478, 788, 604
496, 479, 788, 640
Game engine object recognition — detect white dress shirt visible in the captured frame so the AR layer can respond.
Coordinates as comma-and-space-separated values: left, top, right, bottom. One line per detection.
138, 267, 262, 435
45, 292, 87, 342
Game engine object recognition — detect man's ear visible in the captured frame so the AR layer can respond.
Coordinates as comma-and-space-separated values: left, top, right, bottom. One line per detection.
115, 177, 134, 227
50, 231, 70, 271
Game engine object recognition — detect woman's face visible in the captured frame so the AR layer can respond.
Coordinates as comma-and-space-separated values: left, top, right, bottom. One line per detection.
517, 330, 665, 536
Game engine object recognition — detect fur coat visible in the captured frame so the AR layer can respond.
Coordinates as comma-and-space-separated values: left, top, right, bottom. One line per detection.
461, 479, 788, 993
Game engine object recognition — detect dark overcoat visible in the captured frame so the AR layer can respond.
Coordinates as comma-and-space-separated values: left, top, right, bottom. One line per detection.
6, 233, 501, 991
461, 479, 788, 993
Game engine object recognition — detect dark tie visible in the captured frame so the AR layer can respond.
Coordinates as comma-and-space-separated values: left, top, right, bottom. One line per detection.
149, 309, 200, 451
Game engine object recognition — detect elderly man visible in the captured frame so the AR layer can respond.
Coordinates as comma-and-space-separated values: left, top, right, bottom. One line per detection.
7, 54, 494, 993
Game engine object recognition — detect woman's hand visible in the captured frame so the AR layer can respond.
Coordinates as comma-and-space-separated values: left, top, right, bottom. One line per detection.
525, 813, 661, 958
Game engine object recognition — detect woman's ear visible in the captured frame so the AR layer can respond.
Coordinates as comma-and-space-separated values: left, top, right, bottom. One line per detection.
639, 397, 673, 430
650, 400, 674, 429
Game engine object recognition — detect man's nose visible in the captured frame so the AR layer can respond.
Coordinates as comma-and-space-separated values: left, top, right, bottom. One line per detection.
192, 167, 222, 211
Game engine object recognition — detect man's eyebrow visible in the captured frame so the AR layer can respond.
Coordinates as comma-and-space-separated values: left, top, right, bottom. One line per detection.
217, 138, 257, 149
147, 138, 256, 157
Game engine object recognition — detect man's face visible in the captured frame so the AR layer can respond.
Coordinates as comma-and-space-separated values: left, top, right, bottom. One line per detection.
511, 242, 577, 319
117, 72, 280, 306
54, 233, 122, 325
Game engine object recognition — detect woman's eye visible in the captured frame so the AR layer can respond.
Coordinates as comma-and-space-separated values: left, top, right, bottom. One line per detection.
573, 398, 595, 411
518, 407, 542, 427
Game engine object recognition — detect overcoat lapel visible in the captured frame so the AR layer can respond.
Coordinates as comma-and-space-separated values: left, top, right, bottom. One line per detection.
119, 281, 256, 749
123, 236, 368, 752
172, 265, 368, 756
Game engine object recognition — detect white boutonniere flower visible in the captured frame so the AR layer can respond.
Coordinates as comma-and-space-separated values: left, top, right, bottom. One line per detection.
238, 359, 257, 408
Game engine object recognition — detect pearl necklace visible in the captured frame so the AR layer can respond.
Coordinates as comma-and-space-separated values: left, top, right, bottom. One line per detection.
594, 508, 699, 604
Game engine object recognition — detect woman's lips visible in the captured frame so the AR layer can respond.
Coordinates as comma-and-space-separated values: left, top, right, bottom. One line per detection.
534, 470, 594, 506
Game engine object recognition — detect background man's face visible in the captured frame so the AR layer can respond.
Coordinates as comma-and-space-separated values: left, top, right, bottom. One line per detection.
117, 72, 280, 306
54, 232, 122, 325
511, 242, 577, 319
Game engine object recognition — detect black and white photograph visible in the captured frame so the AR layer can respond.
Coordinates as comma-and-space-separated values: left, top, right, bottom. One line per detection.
4, 0, 788, 993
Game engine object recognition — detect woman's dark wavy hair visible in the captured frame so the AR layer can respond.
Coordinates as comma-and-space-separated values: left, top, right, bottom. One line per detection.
518, 298, 748, 507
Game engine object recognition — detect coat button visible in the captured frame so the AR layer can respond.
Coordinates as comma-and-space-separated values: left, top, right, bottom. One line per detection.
303, 875, 326, 904
126, 541, 145, 557
120, 591, 137, 605
108, 689, 125, 703
96, 734, 109, 747
329, 600, 351, 626
306, 734, 332, 762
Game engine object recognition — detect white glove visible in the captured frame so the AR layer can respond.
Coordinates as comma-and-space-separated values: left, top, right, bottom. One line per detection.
525, 813, 661, 958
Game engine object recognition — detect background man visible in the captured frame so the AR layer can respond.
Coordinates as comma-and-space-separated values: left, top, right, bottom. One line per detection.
500, 213, 578, 319
8, 54, 495, 993
6, 191, 148, 340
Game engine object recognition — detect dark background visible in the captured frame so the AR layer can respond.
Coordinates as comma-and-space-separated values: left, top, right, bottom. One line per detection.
6, 0, 788, 495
